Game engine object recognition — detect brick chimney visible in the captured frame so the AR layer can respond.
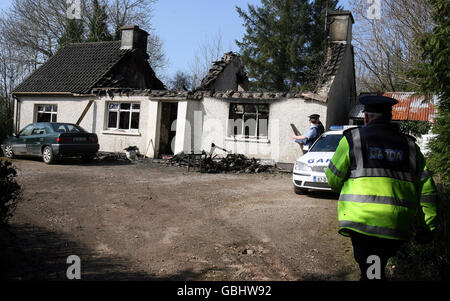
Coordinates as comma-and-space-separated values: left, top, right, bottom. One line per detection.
120, 25, 149, 52
328, 11, 354, 44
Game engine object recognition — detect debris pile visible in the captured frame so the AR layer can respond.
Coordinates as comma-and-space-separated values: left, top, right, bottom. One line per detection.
202, 154, 270, 173
168, 152, 275, 174
168, 151, 206, 167
96, 152, 128, 161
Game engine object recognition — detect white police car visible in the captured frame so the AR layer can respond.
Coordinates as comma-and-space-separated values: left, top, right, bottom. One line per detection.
292, 125, 357, 194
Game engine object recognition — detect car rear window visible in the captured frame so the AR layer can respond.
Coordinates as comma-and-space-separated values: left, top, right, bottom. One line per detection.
309, 134, 343, 152
51, 123, 87, 133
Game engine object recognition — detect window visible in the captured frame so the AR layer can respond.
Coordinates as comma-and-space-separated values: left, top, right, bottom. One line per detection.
50, 123, 86, 133
309, 134, 343, 152
31, 125, 51, 135
36, 105, 57, 122
228, 103, 269, 139
107, 102, 140, 130
19, 124, 34, 136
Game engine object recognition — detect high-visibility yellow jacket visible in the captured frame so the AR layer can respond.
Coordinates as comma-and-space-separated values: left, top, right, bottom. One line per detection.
325, 120, 437, 240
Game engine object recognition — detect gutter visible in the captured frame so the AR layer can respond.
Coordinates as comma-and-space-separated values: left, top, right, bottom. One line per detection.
11, 92, 95, 97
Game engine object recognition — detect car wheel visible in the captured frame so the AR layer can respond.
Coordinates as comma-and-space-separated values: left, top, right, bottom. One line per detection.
294, 186, 308, 195
4, 144, 15, 158
42, 146, 55, 164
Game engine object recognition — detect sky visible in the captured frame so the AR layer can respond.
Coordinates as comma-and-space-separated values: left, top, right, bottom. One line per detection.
0, 0, 351, 80
153, 0, 351, 79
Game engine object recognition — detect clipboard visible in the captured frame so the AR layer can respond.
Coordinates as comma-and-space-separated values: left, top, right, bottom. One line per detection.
290, 123, 301, 136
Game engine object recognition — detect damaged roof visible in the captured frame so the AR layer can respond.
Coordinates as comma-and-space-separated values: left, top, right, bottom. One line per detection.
197, 51, 247, 90
302, 42, 353, 103
321, 43, 347, 80
93, 88, 304, 101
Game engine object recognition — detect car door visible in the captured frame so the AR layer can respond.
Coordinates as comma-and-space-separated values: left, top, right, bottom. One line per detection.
13, 124, 34, 155
28, 125, 48, 156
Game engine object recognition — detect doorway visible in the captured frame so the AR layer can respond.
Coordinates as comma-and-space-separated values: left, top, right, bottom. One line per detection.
159, 102, 178, 157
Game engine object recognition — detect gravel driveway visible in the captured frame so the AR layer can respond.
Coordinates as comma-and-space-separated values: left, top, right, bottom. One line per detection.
1, 157, 359, 280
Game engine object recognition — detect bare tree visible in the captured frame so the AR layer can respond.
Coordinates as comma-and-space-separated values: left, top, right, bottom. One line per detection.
106, 0, 168, 73
350, 0, 433, 92
108, 0, 156, 37
0, 0, 167, 82
0, 21, 30, 106
0, 0, 67, 67
189, 30, 228, 89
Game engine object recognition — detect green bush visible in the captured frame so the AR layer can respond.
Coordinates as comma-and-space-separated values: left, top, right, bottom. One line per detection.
399, 120, 431, 136
426, 111, 450, 185
0, 101, 14, 150
389, 182, 450, 280
0, 159, 21, 225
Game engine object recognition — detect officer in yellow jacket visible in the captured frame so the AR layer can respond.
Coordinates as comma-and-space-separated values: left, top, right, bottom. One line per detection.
325, 94, 437, 280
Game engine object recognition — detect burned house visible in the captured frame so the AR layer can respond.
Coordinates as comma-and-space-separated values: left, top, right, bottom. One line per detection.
12, 11, 356, 164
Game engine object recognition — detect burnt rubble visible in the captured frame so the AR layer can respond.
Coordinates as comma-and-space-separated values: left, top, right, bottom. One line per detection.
167, 152, 276, 174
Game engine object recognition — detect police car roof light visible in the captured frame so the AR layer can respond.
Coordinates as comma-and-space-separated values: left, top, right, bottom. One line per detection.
330, 125, 344, 130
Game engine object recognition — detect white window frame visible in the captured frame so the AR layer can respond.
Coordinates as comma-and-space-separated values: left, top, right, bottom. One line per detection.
106, 102, 141, 131
35, 104, 57, 123
228, 103, 269, 140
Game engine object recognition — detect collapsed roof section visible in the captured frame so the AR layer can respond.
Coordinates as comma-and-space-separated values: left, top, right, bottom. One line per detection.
92, 87, 305, 101
197, 52, 249, 92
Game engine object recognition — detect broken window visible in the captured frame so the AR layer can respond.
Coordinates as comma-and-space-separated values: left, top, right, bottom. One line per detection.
107, 102, 140, 130
228, 103, 269, 139
36, 104, 57, 122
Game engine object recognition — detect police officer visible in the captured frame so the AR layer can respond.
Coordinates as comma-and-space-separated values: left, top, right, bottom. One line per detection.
325, 95, 437, 280
292, 114, 323, 150
311, 114, 325, 136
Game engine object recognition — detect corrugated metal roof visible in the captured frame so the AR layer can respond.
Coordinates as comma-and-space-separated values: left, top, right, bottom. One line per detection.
349, 92, 436, 121
386, 92, 435, 121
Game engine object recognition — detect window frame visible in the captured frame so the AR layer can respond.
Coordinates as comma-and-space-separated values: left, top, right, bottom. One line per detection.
228, 103, 269, 140
35, 104, 57, 123
106, 102, 141, 131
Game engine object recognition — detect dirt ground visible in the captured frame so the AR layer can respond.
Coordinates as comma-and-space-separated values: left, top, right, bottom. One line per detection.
0, 157, 359, 281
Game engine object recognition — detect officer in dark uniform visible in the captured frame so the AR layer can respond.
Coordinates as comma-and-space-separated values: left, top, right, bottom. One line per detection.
325, 94, 437, 280
309, 114, 325, 136
292, 114, 323, 150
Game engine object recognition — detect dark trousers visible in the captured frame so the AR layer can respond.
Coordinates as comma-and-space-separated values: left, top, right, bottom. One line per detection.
350, 231, 404, 281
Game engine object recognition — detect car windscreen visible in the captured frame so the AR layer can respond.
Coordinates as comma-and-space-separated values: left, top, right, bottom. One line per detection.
50, 123, 87, 133
309, 134, 343, 152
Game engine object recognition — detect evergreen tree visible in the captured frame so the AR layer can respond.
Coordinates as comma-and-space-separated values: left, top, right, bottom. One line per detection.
58, 19, 84, 49
87, 0, 112, 42
412, 0, 450, 184
236, 0, 340, 91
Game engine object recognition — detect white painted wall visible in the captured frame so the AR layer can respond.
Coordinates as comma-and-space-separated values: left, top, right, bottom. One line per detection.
16, 94, 327, 163
95, 94, 158, 157
16, 95, 94, 132
16, 94, 160, 157
197, 97, 327, 163
270, 98, 327, 163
